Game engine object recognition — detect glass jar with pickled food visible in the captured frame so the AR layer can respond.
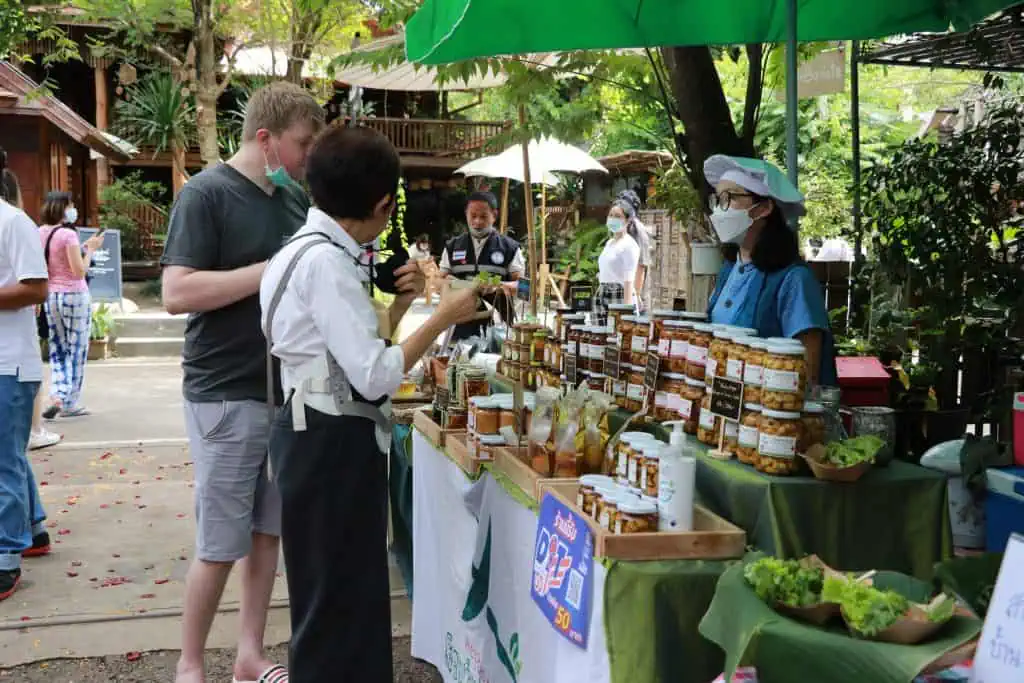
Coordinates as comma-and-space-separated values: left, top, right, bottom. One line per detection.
629, 316, 651, 365
742, 340, 767, 406
736, 403, 762, 466
567, 324, 585, 359
661, 320, 690, 373
706, 328, 733, 381
577, 474, 614, 518
685, 323, 714, 381
757, 408, 802, 475
607, 304, 634, 340
761, 341, 808, 411
616, 433, 655, 482
625, 365, 646, 413
799, 401, 827, 454
614, 498, 659, 534
726, 334, 754, 382
649, 309, 685, 348
530, 330, 547, 365
697, 392, 721, 445
655, 372, 687, 422
679, 377, 704, 435
617, 315, 636, 355
639, 441, 663, 497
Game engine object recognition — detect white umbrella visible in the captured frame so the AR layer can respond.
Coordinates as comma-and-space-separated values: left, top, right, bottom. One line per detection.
455, 155, 561, 186
490, 136, 608, 176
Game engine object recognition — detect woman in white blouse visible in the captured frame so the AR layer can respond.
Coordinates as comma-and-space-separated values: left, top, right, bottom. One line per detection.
593, 200, 641, 325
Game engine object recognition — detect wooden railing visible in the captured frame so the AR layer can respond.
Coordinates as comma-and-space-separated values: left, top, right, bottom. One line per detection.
127, 200, 168, 260
337, 117, 512, 158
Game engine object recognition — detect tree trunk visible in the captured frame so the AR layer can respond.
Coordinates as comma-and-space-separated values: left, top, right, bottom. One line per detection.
286, 52, 305, 84
193, 0, 221, 168
172, 143, 187, 195
661, 46, 756, 193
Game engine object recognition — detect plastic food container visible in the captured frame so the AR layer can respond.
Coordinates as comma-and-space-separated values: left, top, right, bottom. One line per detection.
661, 320, 691, 373
607, 304, 634, 341
726, 334, 754, 381
737, 403, 762, 466
640, 441, 663, 497
625, 365, 646, 413
685, 323, 714, 381
615, 498, 659, 534
578, 474, 615, 517
697, 392, 721, 446
706, 328, 733, 381
757, 408, 802, 475
617, 315, 636, 355
800, 401, 827, 454
743, 339, 768, 406
761, 341, 808, 411
616, 433, 657, 482
629, 316, 651, 365
649, 309, 685, 348
469, 396, 499, 435
680, 377, 704, 434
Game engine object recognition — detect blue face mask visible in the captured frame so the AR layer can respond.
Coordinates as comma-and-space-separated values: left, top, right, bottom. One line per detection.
264, 143, 295, 189
607, 217, 625, 234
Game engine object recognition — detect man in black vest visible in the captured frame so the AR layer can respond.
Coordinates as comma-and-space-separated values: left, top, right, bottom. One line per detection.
440, 191, 524, 341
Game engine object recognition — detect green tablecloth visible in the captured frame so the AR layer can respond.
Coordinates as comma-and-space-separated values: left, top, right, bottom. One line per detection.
695, 453, 953, 579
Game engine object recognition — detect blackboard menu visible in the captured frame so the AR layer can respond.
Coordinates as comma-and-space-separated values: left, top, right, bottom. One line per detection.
710, 375, 744, 422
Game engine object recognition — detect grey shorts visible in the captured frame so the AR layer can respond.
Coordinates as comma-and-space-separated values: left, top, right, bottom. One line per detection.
184, 399, 281, 562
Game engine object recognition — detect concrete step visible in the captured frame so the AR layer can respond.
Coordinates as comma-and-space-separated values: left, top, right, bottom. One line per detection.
113, 336, 184, 358
114, 312, 187, 340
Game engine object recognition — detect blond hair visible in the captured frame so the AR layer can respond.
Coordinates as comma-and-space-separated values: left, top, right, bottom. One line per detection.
242, 82, 325, 141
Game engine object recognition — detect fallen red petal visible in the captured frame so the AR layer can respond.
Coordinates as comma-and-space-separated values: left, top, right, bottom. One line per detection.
139, 593, 156, 599
119, 468, 127, 475
66, 571, 78, 577
100, 504, 109, 509
100, 452, 113, 460
175, 513, 185, 519
126, 652, 141, 661
39, 481, 48, 486
19, 616, 30, 622
154, 579, 169, 585
57, 529, 71, 536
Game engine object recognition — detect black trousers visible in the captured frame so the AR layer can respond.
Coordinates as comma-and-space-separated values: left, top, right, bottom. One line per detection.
269, 401, 393, 683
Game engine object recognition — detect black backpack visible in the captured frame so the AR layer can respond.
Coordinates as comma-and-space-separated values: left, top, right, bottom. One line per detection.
36, 226, 63, 339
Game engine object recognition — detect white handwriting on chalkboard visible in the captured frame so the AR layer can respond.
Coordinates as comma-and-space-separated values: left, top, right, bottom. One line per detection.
989, 625, 1023, 669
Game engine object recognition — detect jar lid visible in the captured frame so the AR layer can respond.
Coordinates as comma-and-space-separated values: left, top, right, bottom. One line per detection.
641, 442, 664, 457
590, 373, 607, 380
765, 342, 805, 356
635, 316, 651, 324
732, 335, 757, 346
765, 336, 803, 346
685, 377, 706, 388
680, 311, 708, 321
803, 401, 825, 414
659, 372, 686, 381
622, 315, 638, 323
621, 432, 657, 443
663, 319, 691, 328
652, 309, 684, 317
492, 395, 515, 410
640, 493, 660, 508
744, 402, 763, 411
690, 322, 715, 333
580, 474, 615, 487
570, 324, 587, 331
748, 339, 770, 350
596, 326, 614, 335
762, 408, 802, 420
648, 344, 659, 351
712, 328, 735, 339
478, 434, 507, 445
618, 498, 658, 515
469, 396, 495, 408
608, 303, 634, 310
612, 488, 642, 503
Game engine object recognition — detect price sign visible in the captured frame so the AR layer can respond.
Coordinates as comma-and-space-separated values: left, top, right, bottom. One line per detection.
531, 493, 594, 649
569, 284, 593, 313
643, 351, 660, 393
603, 345, 621, 380
709, 375, 744, 422
973, 533, 1024, 683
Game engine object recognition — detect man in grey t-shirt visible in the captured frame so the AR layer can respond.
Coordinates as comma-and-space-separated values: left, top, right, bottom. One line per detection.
160, 82, 323, 683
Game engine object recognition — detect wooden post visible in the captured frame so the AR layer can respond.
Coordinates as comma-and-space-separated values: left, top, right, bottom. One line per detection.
540, 183, 547, 265
518, 104, 537, 316
93, 64, 110, 192
499, 177, 510, 234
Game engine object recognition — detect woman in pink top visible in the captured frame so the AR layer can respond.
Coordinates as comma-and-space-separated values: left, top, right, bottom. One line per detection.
38, 192, 103, 418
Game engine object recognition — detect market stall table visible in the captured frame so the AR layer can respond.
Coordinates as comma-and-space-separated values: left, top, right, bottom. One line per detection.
695, 452, 952, 578
409, 428, 731, 683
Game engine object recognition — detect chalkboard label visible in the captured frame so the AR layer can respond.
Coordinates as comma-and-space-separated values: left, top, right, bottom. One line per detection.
569, 284, 593, 313
603, 345, 621, 380
565, 351, 580, 388
710, 375, 744, 422
643, 351, 660, 393
78, 228, 123, 303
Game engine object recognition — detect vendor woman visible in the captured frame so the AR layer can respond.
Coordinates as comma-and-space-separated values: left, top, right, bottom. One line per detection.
704, 154, 837, 387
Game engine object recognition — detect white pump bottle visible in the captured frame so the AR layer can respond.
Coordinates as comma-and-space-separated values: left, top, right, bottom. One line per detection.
658, 421, 696, 532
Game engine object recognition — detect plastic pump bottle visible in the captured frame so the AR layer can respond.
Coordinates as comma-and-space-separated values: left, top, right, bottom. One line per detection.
658, 421, 697, 532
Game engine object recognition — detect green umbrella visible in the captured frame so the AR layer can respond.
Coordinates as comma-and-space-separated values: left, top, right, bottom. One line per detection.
406, 0, 1014, 65
406, 0, 1016, 183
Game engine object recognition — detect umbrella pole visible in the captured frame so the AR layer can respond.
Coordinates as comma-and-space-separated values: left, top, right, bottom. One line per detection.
785, 0, 799, 188
499, 177, 510, 234
518, 104, 538, 316
541, 184, 547, 265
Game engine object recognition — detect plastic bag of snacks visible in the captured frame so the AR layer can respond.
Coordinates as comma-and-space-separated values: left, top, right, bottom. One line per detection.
528, 387, 559, 476
552, 390, 587, 477
576, 389, 613, 475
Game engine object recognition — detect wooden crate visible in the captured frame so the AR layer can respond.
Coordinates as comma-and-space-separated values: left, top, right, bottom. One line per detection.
493, 446, 576, 502
543, 482, 746, 561
445, 433, 486, 477
413, 408, 463, 448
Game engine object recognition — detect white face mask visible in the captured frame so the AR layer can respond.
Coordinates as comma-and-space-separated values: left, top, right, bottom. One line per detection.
63, 206, 79, 225
710, 207, 753, 244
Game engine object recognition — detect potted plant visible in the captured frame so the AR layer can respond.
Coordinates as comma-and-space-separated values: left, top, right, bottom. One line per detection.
859, 99, 1024, 453
89, 303, 114, 361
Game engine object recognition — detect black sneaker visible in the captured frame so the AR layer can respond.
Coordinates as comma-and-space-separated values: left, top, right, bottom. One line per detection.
0, 568, 21, 601
23, 531, 51, 558
42, 404, 61, 420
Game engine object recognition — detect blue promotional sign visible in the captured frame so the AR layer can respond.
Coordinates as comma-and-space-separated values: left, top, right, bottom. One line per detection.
530, 493, 594, 649
78, 228, 123, 303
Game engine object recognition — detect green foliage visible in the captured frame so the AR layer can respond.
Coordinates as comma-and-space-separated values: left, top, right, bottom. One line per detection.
99, 172, 169, 260
743, 557, 824, 608
91, 303, 115, 340
821, 576, 909, 637
858, 99, 1024, 410
555, 219, 608, 285
115, 72, 196, 160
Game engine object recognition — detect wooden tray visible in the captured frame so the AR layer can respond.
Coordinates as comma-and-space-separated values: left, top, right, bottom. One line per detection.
413, 408, 463, 448
493, 446, 575, 501
445, 433, 486, 477
542, 482, 747, 561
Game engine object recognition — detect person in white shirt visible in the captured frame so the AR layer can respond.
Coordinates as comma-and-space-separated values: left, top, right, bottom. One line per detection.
439, 191, 525, 340
615, 189, 653, 312
594, 200, 641, 325
260, 126, 480, 682
0, 153, 51, 602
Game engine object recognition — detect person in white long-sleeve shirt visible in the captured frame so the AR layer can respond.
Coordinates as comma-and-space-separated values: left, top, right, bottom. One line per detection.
259, 126, 480, 682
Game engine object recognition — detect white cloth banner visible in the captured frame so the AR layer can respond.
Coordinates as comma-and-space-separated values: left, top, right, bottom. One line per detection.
412, 430, 612, 683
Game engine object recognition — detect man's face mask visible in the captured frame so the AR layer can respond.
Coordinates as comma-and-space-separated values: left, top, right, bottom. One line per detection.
263, 140, 295, 189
